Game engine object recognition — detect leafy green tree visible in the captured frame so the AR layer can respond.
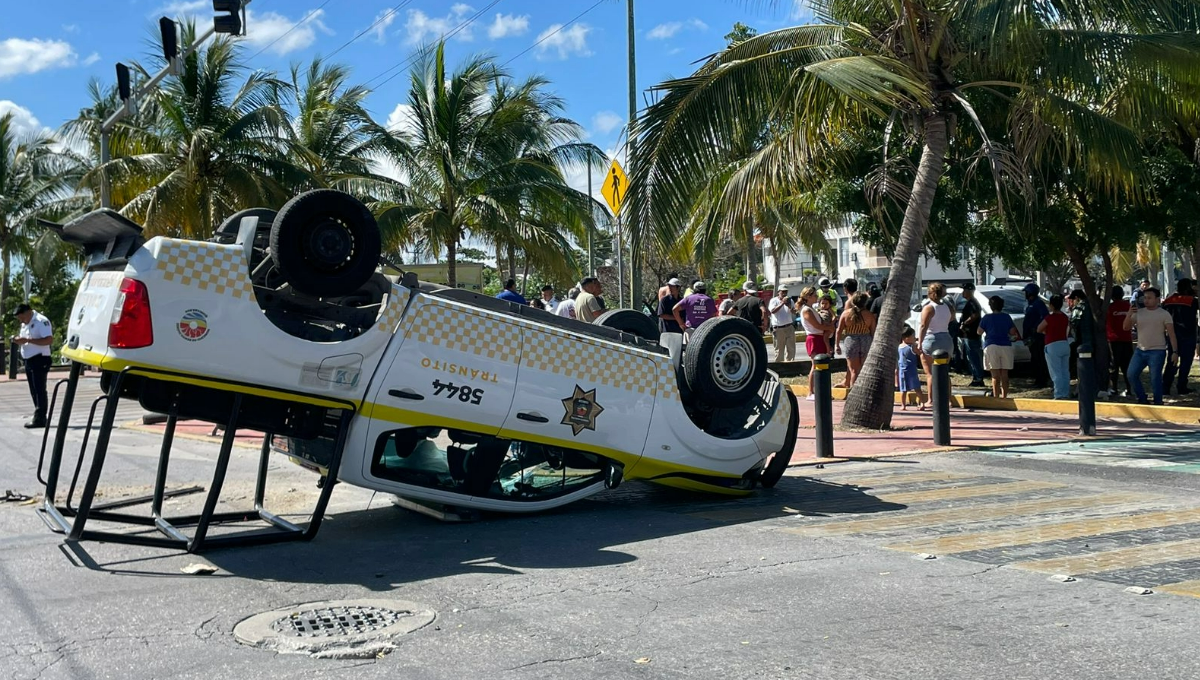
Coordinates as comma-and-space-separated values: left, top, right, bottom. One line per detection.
627, 0, 1200, 429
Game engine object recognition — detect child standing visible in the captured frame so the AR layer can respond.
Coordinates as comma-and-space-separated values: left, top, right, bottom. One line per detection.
898, 327, 924, 410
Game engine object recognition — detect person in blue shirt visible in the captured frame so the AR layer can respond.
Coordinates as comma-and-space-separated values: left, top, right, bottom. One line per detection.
1022, 283, 1050, 388
979, 295, 1022, 398
897, 327, 924, 410
496, 278, 528, 305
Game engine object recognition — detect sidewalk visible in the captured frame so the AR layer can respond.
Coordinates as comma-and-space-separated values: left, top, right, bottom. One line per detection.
792, 400, 1199, 461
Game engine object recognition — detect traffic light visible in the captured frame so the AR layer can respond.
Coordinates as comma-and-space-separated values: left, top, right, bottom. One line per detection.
115, 63, 131, 101
212, 0, 243, 35
159, 17, 178, 62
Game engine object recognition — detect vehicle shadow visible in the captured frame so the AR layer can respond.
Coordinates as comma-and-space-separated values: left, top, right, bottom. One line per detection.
62, 475, 907, 589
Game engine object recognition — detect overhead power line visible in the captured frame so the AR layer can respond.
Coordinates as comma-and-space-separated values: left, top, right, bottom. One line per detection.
324, 0, 418, 61
500, 0, 606, 67
366, 0, 504, 90
245, 0, 339, 61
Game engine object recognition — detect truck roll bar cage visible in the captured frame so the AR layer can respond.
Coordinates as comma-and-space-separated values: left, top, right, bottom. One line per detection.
36, 362, 354, 552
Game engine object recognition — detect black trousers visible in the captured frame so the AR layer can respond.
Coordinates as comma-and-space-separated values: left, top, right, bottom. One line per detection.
24, 354, 51, 420
1029, 334, 1048, 387
1109, 340, 1134, 392
1164, 335, 1198, 393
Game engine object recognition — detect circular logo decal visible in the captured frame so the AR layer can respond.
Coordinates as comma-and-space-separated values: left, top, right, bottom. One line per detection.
177, 309, 209, 341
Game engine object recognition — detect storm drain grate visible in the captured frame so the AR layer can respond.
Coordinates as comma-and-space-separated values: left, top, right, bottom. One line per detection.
271, 606, 412, 638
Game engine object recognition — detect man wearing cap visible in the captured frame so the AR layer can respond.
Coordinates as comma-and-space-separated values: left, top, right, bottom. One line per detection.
14, 303, 53, 428
816, 276, 839, 311
733, 280, 769, 333
768, 286, 797, 361
656, 278, 684, 334
1023, 283, 1050, 388
672, 281, 717, 341
575, 277, 605, 323
959, 282, 986, 387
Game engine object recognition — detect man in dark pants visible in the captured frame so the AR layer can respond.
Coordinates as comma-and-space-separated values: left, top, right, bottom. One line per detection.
1162, 279, 1200, 394
959, 283, 985, 387
1023, 283, 1050, 388
14, 303, 53, 428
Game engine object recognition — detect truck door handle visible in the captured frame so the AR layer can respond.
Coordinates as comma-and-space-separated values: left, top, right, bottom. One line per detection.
388, 389, 424, 401
516, 411, 549, 423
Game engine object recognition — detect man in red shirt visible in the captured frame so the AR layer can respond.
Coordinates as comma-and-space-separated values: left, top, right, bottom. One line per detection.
1106, 285, 1134, 395
1162, 278, 1200, 394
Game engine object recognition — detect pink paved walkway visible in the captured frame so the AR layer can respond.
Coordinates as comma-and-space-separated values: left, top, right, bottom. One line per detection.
793, 400, 1198, 461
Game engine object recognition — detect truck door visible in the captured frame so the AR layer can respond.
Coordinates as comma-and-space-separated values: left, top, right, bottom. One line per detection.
366, 296, 522, 436
499, 328, 655, 471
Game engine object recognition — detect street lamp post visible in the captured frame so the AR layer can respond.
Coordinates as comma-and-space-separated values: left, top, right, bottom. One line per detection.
626, 0, 640, 311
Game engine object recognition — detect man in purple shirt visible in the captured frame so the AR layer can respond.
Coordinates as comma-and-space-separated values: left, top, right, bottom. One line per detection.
672, 281, 717, 341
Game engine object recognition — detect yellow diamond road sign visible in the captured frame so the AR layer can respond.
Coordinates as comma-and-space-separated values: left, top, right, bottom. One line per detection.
601, 159, 627, 215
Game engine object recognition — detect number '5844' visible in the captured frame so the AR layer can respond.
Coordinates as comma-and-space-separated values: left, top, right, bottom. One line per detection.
432, 379, 483, 405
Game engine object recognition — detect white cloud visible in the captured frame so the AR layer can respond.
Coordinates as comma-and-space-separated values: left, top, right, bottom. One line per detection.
82, 52, 100, 66
62, 24, 79, 34
154, 0, 208, 17
536, 23, 592, 60
592, 111, 623, 135
0, 38, 77, 79
371, 8, 399, 44
0, 101, 52, 138
241, 8, 332, 55
488, 13, 529, 39
405, 4, 476, 46
385, 103, 418, 135
647, 18, 708, 40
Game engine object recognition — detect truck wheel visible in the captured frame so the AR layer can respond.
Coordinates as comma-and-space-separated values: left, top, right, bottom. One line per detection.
683, 316, 767, 408
758, 389, 798, 488
269, 190, 380, 298
595, 309, 660, 342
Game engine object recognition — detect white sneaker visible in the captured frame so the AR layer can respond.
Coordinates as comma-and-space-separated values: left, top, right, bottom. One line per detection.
806, 394, 816, 401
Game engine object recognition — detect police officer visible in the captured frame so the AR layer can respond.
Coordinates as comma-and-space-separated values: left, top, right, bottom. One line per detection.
14, 303, 53, 428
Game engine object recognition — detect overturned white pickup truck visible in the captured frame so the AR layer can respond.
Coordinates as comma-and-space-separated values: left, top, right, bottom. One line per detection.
36, 190, 797, 552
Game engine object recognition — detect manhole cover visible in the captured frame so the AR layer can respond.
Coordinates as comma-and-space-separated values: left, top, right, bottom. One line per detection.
271, 606, 411, 638
234, 599, 436, 658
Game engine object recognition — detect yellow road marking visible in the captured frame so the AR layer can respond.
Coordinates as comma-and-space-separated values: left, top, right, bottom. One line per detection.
1013, 538, 1200, 575
786, 492, 1156, 537
878, 480, 1062, 505
889, 508, 1200, 555
1155, 580, 1200, 598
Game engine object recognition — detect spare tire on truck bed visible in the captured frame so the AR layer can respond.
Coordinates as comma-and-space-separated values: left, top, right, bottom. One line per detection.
682, 316, 768, 409
269, 189, 381, 298
594, 308, 660, 342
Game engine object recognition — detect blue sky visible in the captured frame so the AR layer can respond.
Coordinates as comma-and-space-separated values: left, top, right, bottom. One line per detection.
2, 0, 806, 198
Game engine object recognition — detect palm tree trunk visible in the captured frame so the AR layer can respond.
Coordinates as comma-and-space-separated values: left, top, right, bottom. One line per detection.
521, 257, 531, 297
843, 113, 950, 430
0, 238, 11, 321
745, 230, 758, 283
507, 245, 517, 281
446, 237, 458, 288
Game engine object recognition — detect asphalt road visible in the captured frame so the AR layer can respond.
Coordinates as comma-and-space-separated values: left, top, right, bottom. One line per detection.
3, 378, 1200, 679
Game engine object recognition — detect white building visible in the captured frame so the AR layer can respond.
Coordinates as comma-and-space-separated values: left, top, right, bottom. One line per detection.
764, 221, 1013, 295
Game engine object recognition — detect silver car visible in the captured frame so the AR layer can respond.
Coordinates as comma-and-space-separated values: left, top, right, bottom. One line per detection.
908, 285, 1037, 363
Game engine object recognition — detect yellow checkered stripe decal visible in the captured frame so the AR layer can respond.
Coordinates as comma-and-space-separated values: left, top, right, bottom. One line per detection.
523, 329, 658, 395
407, 302, 522, 364
376, 285, 411, 333
154, 238, 255, 300
657, 361, 681, 402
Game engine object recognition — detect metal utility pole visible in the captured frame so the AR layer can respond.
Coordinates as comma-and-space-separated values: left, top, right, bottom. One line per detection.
587, 165, 594, 276
626, 0, 640, 311
99, 1, 250, 208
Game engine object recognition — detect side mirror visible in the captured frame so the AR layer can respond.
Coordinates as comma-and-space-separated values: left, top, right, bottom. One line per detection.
604, 462, 624, 490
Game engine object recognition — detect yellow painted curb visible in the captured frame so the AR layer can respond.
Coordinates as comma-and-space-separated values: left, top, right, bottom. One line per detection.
786, 385, 1200, 425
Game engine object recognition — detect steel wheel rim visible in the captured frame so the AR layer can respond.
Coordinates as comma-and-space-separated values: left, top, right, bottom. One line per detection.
711, 336, 754, 392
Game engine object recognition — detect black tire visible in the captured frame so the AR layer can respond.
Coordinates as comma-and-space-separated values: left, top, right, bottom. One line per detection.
683, 316, 768, 408
758, 389, 799, 488
269, 190, 380, 297
594, 308, 660, 342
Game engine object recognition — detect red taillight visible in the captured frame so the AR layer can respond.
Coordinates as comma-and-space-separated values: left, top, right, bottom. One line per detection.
108, 278, 154, 349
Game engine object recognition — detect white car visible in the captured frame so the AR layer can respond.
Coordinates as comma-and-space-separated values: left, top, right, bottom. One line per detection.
907, 285, 1036, 363
36, 190, 796, 551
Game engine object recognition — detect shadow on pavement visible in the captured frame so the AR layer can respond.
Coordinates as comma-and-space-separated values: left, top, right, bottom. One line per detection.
58, 476, 907, 588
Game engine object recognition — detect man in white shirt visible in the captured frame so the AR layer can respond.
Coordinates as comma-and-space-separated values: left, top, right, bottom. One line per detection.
768, 286, 797, 361
14, 303, 53, 428
539, 285, 559, 314
556, 288, 578, 320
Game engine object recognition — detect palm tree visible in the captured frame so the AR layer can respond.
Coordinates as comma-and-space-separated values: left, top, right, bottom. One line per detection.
286, 58, 408, 202
382, 42, 600, 287
0, 113, 84, 319
93, 23, 298, 238
626, 0, 1200, 429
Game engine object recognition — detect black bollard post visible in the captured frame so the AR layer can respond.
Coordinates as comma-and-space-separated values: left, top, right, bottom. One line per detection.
812, 353, 834, 458
7, 339, 18, 380
931, 349, 952, 446
1077, 348, 1097, 435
